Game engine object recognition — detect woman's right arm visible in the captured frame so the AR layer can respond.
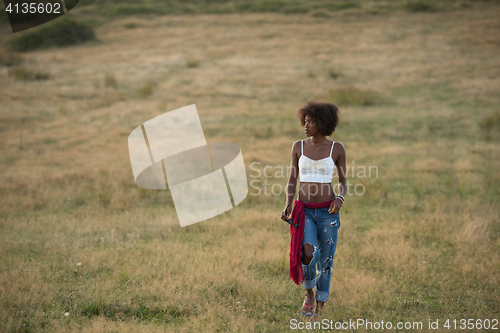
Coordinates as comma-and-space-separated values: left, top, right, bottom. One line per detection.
281, 141, 300, 221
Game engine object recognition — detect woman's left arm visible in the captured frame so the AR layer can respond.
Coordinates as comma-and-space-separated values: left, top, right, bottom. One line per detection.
329, 143, 346, 214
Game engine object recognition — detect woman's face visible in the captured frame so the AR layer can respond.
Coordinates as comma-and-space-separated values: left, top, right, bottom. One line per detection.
304, 115, 319, 137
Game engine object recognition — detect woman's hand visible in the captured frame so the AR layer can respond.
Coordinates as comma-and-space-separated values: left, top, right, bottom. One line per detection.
281, 204, 291, 221
328, 198, 342, 214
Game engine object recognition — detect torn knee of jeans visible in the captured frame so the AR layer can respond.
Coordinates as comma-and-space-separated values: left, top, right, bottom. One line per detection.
301, 243, 316, 265
320, 266, 332, 274
302, 243, 316, 253
330, 221, 337, 227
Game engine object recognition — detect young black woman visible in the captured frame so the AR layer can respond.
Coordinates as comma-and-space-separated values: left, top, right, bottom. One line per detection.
281, 100, 346, 321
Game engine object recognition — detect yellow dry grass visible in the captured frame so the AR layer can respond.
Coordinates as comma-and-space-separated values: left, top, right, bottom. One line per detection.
0, 3, 499, 332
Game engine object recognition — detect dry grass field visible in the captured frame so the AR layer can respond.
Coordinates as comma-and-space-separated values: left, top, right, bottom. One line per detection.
0, 1, 499, 332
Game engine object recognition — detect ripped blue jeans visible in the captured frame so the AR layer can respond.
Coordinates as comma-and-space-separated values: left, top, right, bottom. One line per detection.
301, 206, 340, 302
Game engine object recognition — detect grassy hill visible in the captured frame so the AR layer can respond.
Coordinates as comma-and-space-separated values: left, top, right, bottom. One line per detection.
0, 1, 499, 332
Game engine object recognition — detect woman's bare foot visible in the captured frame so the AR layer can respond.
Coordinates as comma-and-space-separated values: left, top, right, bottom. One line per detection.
300, 289, 315, 316
311, 301, 324, 321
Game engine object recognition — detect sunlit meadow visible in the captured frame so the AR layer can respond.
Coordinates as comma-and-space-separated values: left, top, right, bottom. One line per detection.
0, 1, 499, 332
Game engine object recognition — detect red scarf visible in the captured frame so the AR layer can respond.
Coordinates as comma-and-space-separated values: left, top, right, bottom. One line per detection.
289, 199, 334, 285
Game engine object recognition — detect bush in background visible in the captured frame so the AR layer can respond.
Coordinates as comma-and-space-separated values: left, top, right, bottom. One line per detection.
7, 17, 96, 52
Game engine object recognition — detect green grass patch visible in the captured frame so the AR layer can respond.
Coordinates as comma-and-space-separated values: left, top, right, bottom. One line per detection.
186, 59, 199, 68
328, 68, 342, 79
309, 8, 332, 18
237, 0, 309, 14
0, 52, 23, 67
8, 66, 50, 81
113, 5, 161, 15
123, 22, 140, 29
404, 0, 439, 12
137, 82, 154, 98
104, 72, 118, 88
75, 298, 193, 323
236, 0, 357, 14
322, 1, 358, 11
479, 111, 500, 141
7, 17, 96, 52
73, 0, 359, 16
327, 86, 380, 106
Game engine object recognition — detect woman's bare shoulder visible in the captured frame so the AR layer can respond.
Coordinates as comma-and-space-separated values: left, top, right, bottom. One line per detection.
290, 140, 302, 156
333, 141, 345, 149
332, 141, 346, 160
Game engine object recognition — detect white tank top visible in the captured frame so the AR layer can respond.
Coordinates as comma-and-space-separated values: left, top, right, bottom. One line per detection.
299, 140, 335, 183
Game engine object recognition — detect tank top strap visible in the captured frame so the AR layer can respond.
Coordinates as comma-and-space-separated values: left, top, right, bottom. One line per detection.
330, 141, 335, 157
301, 140, 304, 155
